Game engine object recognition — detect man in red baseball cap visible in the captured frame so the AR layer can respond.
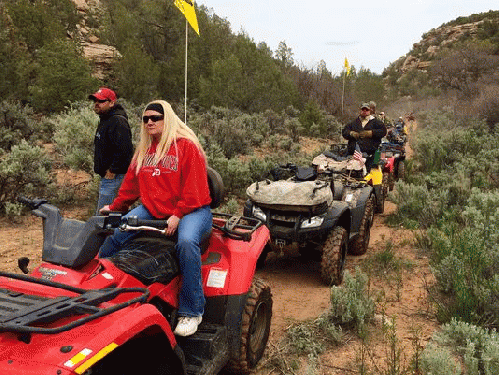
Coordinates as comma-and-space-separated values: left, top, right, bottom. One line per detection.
88, 87, 134, 214
89, 87, 117, 102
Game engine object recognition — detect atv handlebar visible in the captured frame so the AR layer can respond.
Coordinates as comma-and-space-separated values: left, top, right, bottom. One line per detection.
17, 196, 48, 210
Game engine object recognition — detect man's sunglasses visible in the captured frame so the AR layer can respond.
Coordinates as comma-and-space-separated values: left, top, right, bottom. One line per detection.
143, 115, 164, 123
94, 99, 109, 103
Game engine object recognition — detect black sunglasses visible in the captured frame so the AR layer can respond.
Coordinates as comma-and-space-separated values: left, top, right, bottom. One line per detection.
143, 115, 164, 123
94, 99, 109, 103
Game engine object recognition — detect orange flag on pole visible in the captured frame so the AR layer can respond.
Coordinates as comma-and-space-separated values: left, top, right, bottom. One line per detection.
174, 0, 200, 35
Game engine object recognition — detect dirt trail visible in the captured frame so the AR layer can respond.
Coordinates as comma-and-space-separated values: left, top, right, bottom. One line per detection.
252, 199, 438, 374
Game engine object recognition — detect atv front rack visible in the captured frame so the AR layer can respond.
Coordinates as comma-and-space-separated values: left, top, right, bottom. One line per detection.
0, 271, 149, 337
211, 213, 263, 241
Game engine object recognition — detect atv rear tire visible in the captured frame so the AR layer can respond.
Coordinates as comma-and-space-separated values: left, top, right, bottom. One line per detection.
397, 160, 406, 180
374, 185, 384, 214
349, 195, 374, 256
387, 171, 395, 191
382, 172, 390, 198
320, 226, 348, 286
226, 277, 272, 374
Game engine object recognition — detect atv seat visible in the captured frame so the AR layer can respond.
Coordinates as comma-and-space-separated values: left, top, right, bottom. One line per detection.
109, 234, 180, 285
294, 166, 317, 181
109, 228, 212, 285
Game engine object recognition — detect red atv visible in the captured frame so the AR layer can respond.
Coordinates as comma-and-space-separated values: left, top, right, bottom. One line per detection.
0, 170, 272, 375
380, 142, 406, 197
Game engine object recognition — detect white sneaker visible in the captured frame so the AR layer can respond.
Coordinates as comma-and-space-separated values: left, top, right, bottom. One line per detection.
173, 316, 202, 336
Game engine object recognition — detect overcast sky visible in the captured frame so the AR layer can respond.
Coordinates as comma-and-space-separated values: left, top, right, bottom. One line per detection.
197, 0, 498, 75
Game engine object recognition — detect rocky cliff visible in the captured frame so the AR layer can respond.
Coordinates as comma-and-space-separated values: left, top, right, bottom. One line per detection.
399, 20, 486, 73
70, 0, 120, 79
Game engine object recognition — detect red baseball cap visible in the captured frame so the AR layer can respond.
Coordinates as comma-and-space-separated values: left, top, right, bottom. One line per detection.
88, 87, 117, 102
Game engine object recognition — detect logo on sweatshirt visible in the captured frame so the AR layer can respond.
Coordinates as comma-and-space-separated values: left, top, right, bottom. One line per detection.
152, 168, 161, 176
143, 154, 179, 172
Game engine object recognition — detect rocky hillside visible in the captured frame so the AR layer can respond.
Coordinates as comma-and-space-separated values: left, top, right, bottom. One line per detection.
387, 10, 499, 76
70, 0, 119, 79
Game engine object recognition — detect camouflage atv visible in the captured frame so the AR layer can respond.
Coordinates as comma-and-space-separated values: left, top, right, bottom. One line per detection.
312, 148, 375, 256
243, 160, 374, 286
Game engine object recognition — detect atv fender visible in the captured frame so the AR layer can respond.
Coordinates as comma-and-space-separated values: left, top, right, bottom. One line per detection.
324, 201, 351, 234
0, 304, 185, 375
63, 304, 183, 374
70, 304, 177, 353
383, 157, 395, 173
344, 186, 372, 235
204, 225, 270, 297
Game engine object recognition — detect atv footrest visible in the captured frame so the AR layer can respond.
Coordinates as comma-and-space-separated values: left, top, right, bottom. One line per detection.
177, 323, 229, 375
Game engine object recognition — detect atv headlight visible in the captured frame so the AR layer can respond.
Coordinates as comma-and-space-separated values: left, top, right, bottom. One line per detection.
301, 216, 324, 228
252, 206, 267, 221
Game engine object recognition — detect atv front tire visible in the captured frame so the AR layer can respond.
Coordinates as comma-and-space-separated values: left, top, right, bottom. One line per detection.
226, 277, 272, 374
320, 226, 348, 285
349, 195, 374, 256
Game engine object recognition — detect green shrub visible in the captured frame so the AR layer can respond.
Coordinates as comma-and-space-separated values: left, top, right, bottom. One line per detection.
114, 41, 161, 105
0, 9, 30, 101
0, 140, 53, 213
420, 342, 462, 375
0, 101, 37, 150
428, 225, 499, 326
422, 319, 499, 375
286, 314, 343, 358
51, 103, 98, 173
462, 189, 499, 247
329, 268, 375, 337
29, 39, 98, 113
5, 0, 80, 53
389, 181, 450, 228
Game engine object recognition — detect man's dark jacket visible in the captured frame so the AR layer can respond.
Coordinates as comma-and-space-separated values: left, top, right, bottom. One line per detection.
342, 116, 387, 155
94, 104, 134, 177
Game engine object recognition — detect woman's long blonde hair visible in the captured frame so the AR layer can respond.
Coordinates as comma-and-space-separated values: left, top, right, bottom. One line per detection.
133, 100, 205, 173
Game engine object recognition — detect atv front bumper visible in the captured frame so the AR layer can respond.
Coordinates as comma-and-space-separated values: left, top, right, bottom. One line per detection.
243, 200, 349, 244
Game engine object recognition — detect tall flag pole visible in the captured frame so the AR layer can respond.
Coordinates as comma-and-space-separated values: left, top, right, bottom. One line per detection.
173, 0, 200, 123
342, 57, 351, 115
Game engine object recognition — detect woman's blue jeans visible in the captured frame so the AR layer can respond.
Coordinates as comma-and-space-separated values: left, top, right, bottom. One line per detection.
99, 204, 213, 318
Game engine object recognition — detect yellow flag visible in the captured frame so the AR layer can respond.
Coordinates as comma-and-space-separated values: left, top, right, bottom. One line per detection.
344, 57, 351, 76
174, 0, 200, 35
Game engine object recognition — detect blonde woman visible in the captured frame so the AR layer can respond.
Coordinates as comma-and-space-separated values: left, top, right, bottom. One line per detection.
99, 100, 212, 337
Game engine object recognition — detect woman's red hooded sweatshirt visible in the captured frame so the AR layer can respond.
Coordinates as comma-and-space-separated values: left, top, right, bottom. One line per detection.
109, 138, 211, 218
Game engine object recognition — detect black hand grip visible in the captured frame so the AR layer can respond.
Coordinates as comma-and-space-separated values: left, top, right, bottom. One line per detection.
17, 196, 47, 210
126, 216, 168, 229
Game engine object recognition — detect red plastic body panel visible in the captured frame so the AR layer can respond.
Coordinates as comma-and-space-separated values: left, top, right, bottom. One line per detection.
0, 303, 174, 375
382, 156, 395, 173
201, 224, 269, 296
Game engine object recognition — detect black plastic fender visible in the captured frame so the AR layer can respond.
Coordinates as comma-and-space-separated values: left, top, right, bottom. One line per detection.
323, 201, 351, 234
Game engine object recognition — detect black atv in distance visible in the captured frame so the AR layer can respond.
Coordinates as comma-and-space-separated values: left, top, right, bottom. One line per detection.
243, 159, 374, 286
